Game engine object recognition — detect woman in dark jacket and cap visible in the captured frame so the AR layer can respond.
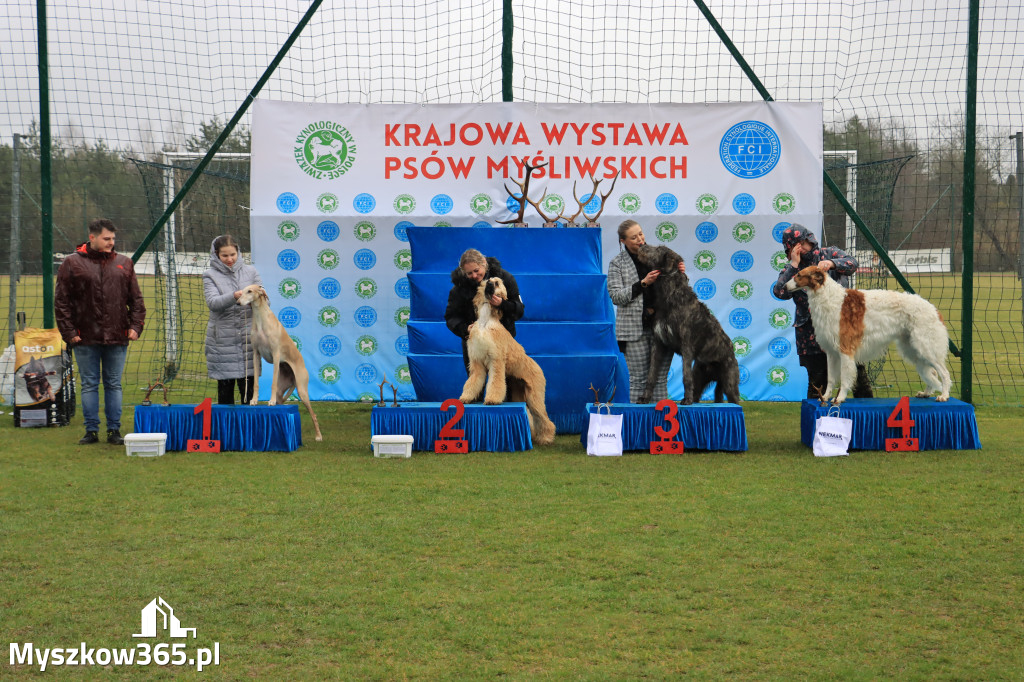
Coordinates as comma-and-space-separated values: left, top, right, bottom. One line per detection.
444, 248, 524, 374
772, 224, 873, 399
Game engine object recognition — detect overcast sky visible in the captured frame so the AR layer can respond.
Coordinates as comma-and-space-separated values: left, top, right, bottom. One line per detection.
2, 1, 1022, 153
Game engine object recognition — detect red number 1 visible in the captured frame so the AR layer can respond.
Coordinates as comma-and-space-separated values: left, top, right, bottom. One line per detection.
187, 397, 221, 453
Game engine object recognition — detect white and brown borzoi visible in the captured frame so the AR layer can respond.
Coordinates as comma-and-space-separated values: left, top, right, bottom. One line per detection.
784, 267, 951, 405
237, 284, 323, 441
458, 277, 556, 445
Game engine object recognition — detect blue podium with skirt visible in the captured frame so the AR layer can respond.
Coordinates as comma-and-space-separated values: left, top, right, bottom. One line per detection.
370, 402, 533, 452
799, 398, 981, 451
580, 402, 748, 452
134, 404, 303, 452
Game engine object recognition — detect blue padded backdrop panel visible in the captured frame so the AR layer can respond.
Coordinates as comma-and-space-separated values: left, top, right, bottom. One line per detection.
408, 227, 602, 275
407, 227, 628, 435
409, 273, 611, 323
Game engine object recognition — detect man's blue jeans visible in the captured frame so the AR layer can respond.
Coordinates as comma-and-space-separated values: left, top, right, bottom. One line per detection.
74, 344, 128, 432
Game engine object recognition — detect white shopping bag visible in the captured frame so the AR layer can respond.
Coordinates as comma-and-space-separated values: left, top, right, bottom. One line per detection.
812, 406, 853, 457
586, 404, 623, 457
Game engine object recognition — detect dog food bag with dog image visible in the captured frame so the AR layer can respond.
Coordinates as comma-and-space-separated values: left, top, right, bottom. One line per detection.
812, 406, 853, 457
13, 327, 75, 428
586, 404, 623, 456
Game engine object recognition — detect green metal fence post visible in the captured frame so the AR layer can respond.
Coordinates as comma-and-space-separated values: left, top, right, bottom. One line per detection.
502, 0, 513, 102
37, 0, 54, 328
962, 0, 979, 403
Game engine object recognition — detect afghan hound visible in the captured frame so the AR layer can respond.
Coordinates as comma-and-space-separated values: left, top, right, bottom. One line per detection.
458, 277, 556, 445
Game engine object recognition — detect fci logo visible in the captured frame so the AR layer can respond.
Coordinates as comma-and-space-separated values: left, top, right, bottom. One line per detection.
294, 122, 357, 180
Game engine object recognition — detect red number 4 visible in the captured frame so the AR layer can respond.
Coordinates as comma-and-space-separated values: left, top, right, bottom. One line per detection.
885, 396, 919, 452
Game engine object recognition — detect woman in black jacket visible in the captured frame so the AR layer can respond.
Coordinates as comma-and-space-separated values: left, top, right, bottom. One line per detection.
444, 248, 524, 374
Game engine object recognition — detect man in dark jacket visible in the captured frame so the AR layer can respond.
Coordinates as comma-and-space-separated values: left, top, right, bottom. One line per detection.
55, 218, 146, 445
444, 248, 524, 374
773, 224, 872, 399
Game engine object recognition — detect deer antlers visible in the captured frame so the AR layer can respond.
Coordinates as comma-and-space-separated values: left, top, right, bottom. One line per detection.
496, 159, 548, 226
583, 171, 619, 226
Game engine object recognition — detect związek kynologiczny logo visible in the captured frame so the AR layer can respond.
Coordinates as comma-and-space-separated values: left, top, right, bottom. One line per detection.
295, 121, 357, 180
8, 597, 220, 672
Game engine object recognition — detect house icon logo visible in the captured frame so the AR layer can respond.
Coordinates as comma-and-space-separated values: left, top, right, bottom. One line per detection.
132, 597, 196, 638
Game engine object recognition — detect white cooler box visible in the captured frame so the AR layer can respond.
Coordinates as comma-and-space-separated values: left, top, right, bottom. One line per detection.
371, 434, 413, 458
124, 433, 167, 457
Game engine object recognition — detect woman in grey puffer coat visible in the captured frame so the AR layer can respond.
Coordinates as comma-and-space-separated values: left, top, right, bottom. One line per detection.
203, 235, 263, 404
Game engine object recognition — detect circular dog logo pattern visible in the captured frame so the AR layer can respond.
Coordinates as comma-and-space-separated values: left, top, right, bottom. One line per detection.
655, 193, 678, 214
733, 222, 755, 243
582, 192, 601, 216
316, 192, 339, 214
318, 306, 340, 327
430, 194, 454, 215
278, 307, 301, 329
278, 278, 301, 300
394, 221, 412, 242
394, 278, 411, 299
732, 193, 755, 215
694, 250, 717, 271
355, 278, 377, 299
730, 279, 753, 300
655, 222, 678, 242
693, 278, 716, 301
766, 365, 789, 386
729, 308, 752, 329
395, 336, 410, 356
354, 305, 377, 328
317, 249, 340, 270
773, 192, 795, 214
319, 364, 341, 384
317, 220, 340, 242
319, 335, 342, 357
277, 220, 299, 241
394, 194, 416, 214
738, 365, 750, 385
395, 364, 412, 384
470, 193, 493, 215
719, 120, 782, 179
318, 277, 340, 299
394, 249, 413, 271
732, 336, 752, 357
696, 193, 719, 215
353, 248, 376, 270
695, 221, 718, 243
773, 222, 791, 243
277, 249, 300, 271
473, 220, 491, 229
295, 122, 357, 179
618, 193, 641, 214
355, 364, 377, 384
730, 250, 754, 272
769, 308, 792, 329
354, 221, 376, 242
771, 251, 789, 271
290, 335, 302, 352
768, 337, 792, 359
433, 220, 452, 228
505, 193, 524, 216
541, 193, 564, 218
353, 193, 376, 214
355, 335, 378, 356
276, 192, 299, 214
394, 306, 411, 327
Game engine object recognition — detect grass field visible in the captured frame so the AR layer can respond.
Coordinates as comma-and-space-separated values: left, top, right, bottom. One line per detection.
2, 401, 1022, 679
4, 271, 1022, 406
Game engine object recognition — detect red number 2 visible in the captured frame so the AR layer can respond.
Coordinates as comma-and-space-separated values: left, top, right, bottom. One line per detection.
439, 398, 466, 439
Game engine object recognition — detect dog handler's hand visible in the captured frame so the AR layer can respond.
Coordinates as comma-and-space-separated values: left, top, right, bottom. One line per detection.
818, 260, 834, 273
642, 270, 661, 286
489, 294, 502, 307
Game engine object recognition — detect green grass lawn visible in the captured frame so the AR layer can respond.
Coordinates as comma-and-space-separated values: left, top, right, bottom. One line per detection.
2, 401, 1022, 680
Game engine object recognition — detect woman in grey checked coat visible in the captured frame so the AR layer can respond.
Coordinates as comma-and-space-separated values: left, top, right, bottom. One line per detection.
607, 219, 683, 403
